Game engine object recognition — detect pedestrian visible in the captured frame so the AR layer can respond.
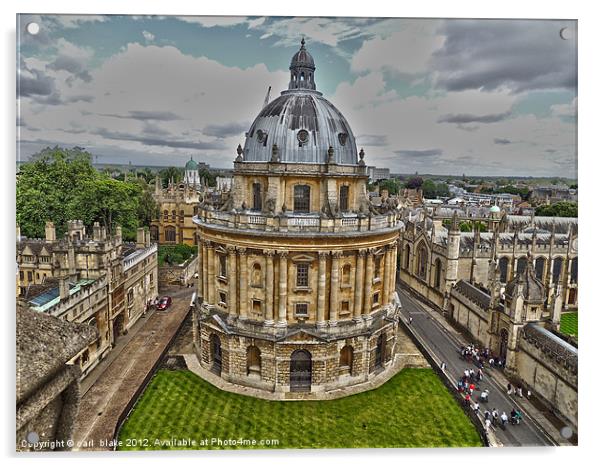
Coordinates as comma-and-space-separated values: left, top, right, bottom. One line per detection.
507, 383, 513, 395
464, 393, 471, 407
526, 389, 531, 399
489, 357, 495, 367
408, 316, 413, 325
469, 383, 475, 395
473, 402, 480, 413
492, 408, 499, 426
441, 361, 446, 372
485, 418, 492, 431
517, 384, 523, 398
484, 409, 491, 420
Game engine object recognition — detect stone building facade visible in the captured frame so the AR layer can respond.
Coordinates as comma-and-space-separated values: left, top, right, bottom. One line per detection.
150, 175, 201, 246
17, 221, 159, 378
445, 262, 577, 427
398, 209, 578, 316
192, 40, 403, 395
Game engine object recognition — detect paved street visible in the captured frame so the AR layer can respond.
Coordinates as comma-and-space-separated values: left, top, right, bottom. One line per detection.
396, 285, 560, 447
73, 287, 194, 450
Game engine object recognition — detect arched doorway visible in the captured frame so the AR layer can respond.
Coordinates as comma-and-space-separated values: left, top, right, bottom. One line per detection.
210, 334, 222, 375
247, 345, 261, 379
290, 349, 312, 392
499, 328, 509, 361
375, 333, 386, 370
112, 313, 125, 345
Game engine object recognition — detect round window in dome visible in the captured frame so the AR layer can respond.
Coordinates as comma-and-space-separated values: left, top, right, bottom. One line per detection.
256, 129, 265, 142
338, 133, 348, 146
297, 129, 309, 145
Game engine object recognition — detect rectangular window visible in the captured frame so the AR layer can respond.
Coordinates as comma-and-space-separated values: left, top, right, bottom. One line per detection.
219, 254, 227, 278
341, 301, 350, 315
27, 271, 32, 281
252, 300, 262, 314
339, 185, 349, 212
252, 182, 262, 211
296, 263, 309, 287
293, 185, 310, 213
295, 303, 308, 317
219, 292, 227, 306
373, 292, 380, 305
374, 256, 382, 279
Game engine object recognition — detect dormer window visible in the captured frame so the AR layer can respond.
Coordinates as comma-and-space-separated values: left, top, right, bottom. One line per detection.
338, 133, 348, 146
297, 130, 309, 146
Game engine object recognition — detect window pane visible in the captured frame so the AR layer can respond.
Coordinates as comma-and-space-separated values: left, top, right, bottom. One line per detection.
294, 185, 310, 212
296, 263, 309, 287
339, 185, 349, 211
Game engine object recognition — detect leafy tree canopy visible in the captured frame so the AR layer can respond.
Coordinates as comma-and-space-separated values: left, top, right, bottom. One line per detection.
535, 201, 578, 218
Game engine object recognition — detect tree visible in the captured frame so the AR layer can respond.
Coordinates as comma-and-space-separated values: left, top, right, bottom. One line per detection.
535, 201, 578, 218
199, 168, 217, 187
404, 176, 424, 190
379, 179, 402, 195
159, 167, 183, 186
422, 179, 450, 198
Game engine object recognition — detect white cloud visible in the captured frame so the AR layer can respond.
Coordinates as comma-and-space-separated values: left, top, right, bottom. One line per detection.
551, 97, 577, 117
351, 21, 445, 75
142, 30, 155, 42
52, 15, 108, 28
176, 16, 249, 28
19, 43, 289, 167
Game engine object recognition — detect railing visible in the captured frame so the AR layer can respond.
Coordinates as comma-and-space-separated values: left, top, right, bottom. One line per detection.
194, 210, 401, 234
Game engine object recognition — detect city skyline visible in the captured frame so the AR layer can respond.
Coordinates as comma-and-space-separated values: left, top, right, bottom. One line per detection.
17, 15, 577, 177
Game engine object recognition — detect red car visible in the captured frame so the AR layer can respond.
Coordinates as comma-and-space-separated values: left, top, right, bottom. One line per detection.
156, 296, 172, 310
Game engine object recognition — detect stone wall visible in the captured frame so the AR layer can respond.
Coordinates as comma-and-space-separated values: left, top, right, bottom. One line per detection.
515, 326, 578, 427
158, 254, 198, 287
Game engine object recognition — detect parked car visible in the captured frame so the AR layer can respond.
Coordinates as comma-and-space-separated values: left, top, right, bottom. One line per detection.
156, 296, 172, 310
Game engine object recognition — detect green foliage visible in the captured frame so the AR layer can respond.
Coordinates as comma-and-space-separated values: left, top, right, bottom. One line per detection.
198, 168, 216, 187
422, 179, 450, 198
535, 201, 578, 218
378, 179, 403, 195
479, 185, 530, 200
17, 146, 158, 241
404, 176, 424, 190
458, 221, 487, 233
158, 244, 197, 266
159, 167, 184, 186
118, 369, 482, 450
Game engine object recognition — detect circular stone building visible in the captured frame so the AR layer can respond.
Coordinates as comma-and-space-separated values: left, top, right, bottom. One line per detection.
192, 40, 403, 396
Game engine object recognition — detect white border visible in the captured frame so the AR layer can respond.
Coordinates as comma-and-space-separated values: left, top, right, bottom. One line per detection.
3, 1, 598, 465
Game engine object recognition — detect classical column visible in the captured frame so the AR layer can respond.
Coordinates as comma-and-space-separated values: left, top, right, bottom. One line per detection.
206, 242, 215, 304
264, 250, 275, 325
383, 246, 392, 305
363, 249, 375, 317
392, 243, 398, 298
197, 238, 204, 301
227, 246, 237, 320
202, 240, 209, 303
277, 251, 288, 327
238, 247, 248, 319
317, 251, 328, 327
329, 251, 342, 325
354, 249, 366, 322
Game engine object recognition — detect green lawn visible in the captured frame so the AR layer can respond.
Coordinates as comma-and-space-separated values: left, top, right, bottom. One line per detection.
560, 312, 578, 338
118, 368, 482, 450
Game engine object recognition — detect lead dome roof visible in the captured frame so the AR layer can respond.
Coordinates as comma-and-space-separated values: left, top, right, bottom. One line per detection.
242, 39, 359, 165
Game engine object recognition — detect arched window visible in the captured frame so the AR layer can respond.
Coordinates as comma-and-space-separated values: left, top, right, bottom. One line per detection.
300, 72, 305, 81
498, 257, 509, 283
210, 334, 222, 375
434, 258, 442, 289
339, 345, 353, 375
163, 209, 168, 221
150, 225, 159, 241
516, 257, 528, 276
535, 257, 546, 280
416, 244, 428, 279
294, 185, 310, 212
179, 210, 185, 222
570, 258, 577, 284
247, 345, 261, 378
404, 244, 410, 269
552, 258, 564, 283
171, 210, 176, 221
165, 226, 176, 242
252, 182, 262, 211
252, 263, 262, 287
341, 264, 351, 285
290, 349, 312, 392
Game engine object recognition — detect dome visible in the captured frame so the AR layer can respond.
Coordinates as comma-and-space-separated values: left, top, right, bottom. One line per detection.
290, 37, 315, 69
185, 157, 198, 170
242, 39, 359, 165
490, 205, 501, 213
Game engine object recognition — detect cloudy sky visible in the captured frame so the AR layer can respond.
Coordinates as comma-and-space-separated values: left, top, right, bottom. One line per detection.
17, 15, 577, 177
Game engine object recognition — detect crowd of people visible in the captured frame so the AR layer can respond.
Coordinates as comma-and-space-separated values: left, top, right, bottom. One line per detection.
460, 343, 506, 370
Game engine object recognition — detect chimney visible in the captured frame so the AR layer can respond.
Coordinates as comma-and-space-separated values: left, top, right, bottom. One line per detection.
144, 227, 151, 248
136, 227, 145, 248
45, 221, 56, 242
59, 276, 70, 301
93, 221, 101, 241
